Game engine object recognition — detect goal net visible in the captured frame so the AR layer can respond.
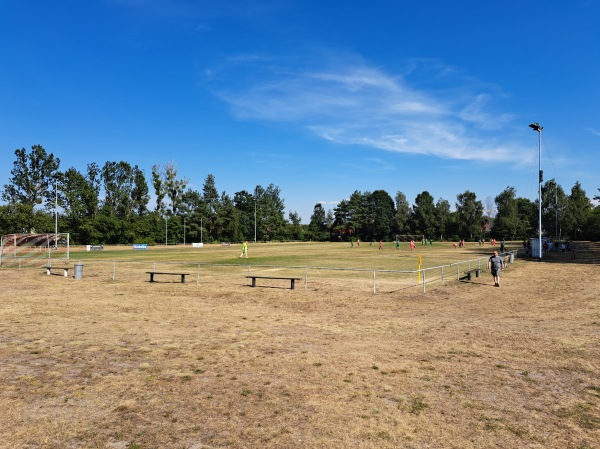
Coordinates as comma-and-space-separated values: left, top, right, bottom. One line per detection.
394, 234, 425, 242
0, 233, 70, 268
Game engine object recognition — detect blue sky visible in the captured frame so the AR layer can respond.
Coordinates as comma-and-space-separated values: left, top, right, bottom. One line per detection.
1, 0, 599, 222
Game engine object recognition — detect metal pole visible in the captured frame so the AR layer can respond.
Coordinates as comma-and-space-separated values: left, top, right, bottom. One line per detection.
184, 216, 186, 246
54, 181, 58, 249
165, 216, 168, 246
529, 122, 543, 262
201, 217, 203, 243
254, 199, 257, 244
555, 186, 558, 244
538, 128, 543, 262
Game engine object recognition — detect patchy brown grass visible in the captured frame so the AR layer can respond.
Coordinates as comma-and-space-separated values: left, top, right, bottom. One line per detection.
0, 243, 598, 448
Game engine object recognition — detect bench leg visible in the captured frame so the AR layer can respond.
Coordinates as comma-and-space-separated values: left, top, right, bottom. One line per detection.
251, 277, 256, 287
46, 268, 51, 276
290, 279, 295, 290
149, 273, 155, 282
63, 269, 68, 277
181, 274, 185, 283
467, 272, 472, 281
475, 270, 479, 278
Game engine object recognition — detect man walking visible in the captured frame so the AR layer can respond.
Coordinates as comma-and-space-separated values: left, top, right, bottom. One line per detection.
487, 250, 505, 287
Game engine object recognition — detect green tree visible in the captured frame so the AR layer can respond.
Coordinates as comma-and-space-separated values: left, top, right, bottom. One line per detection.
563, 181, 592, 240
309, 203, 328, 241
585, 205, 600, 241
58, 167, 97, 243
100, 161, 136, 219
180, 188, 205, 241
516, 197, 537, 239
85, 163, 101, 220
131, 166, 150, 216
2, 145, 61, 206
164, 162, 188, 215
456, 190, 483, 240
288, 211, 304, 241
368, 190, 395, 240
434, 198, 451, 240
395, 191, 411, 236
260, 183, 286, 240
413, 191, 436, 239
151, 164, 166, 214
1, 145, 60, 231
216, 192, 241, 242
493, 187, 520, 240
333, 191, 366, 240
203, 174, 221, 241
151, 162, 186, 215
233, 190, 255, 241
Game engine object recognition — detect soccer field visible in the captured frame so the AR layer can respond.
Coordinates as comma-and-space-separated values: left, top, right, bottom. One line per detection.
60, 240, 518, 293
0, 243, 598, 448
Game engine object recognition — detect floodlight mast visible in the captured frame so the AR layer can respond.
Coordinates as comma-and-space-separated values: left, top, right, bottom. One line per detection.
54, 181, 58, 250
529, 122, 543, 262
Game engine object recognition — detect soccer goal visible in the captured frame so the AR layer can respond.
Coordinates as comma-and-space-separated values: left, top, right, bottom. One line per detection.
394, 234, 425, 242
0, 233, 70, 268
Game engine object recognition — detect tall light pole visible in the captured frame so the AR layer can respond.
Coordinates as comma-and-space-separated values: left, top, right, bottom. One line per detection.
54, 180, 58, 250
254, 199, 257, 244
200, 217, 203, 243
555, 184, 558, 244
529, 122, 543, 262
183, 216, 186, 246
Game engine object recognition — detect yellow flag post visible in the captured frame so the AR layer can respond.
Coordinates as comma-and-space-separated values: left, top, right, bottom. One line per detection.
418, 254, 423, 284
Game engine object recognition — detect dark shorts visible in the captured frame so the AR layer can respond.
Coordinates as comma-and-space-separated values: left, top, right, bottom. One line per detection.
491, 269, 500, 277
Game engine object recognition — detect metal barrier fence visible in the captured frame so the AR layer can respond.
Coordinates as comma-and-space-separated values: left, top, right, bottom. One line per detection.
2, 250, 519, 294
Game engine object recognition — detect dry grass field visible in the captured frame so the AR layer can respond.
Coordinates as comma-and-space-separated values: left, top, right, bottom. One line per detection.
0, 242, 598, 448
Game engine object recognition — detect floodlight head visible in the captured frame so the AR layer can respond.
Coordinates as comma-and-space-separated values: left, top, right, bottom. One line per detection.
529, 122, 543, 132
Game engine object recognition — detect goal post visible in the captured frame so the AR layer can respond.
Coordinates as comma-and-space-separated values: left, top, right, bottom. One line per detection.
394, 234, 425, 242
0, 233, 70, 267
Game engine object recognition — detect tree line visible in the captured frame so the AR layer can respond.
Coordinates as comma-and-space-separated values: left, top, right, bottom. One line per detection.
1, 145, 599, 244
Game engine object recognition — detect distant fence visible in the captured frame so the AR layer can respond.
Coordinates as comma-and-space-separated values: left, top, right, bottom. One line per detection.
1, 250, 519, 294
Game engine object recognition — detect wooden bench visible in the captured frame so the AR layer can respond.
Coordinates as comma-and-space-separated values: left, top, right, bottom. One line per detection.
245, 275, 302, 290
146, 271, 190, 283
44, 266, 70, 277
463, 268, 481, 281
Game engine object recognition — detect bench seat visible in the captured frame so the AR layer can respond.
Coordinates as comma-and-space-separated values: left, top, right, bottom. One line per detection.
44, 266, 70, 277
463, 268, 481, 281
146, 271, 190, 283
245, 275, 302, 290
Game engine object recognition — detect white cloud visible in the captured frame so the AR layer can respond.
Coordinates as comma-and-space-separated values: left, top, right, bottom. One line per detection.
209, 55, 532, 164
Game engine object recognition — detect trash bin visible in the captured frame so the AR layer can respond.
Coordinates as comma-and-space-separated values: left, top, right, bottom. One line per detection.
74, 263, 84, 279
509, 253, 514, 264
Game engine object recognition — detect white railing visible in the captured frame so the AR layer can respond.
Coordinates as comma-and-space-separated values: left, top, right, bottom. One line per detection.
2, 250, 519, 294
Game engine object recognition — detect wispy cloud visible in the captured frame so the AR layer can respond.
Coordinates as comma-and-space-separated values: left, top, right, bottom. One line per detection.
208, 55, 532, 164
